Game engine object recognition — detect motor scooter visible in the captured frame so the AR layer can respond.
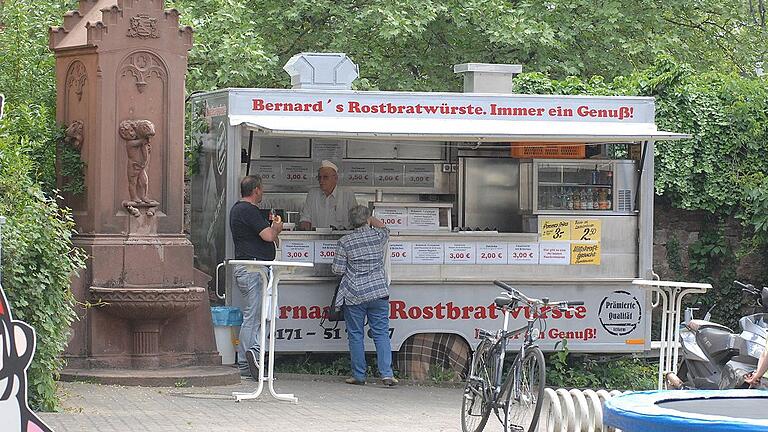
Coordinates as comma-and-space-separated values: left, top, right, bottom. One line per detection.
665, 280, 768, 389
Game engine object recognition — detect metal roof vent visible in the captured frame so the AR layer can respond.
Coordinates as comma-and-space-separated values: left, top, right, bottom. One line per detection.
283, 53, 359, 90
453, 63, 523, 94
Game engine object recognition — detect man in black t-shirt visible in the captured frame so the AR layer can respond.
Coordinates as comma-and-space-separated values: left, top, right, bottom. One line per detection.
230, 175, 283, 379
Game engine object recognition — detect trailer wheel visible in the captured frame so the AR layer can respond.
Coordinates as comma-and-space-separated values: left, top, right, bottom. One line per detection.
395, 333, 470, 382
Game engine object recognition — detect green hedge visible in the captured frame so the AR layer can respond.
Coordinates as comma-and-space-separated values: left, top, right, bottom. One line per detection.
0, 104, 86, 411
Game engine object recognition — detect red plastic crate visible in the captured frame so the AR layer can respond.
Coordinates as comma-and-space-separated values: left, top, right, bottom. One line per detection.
510, 142, 586, 159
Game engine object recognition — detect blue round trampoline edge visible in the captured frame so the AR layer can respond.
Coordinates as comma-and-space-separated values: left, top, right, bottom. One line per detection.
603, 389, 768, 432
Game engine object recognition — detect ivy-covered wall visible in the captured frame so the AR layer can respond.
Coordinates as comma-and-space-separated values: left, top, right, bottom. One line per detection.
653, 198, 768, 328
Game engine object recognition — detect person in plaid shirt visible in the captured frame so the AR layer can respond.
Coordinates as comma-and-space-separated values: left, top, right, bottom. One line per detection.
332, 205, 398, 386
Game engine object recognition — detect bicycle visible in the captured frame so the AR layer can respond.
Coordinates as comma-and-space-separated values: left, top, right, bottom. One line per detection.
461, 280, 584, 432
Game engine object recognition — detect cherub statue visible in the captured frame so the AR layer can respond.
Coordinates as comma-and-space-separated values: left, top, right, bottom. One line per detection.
118, 119, 157, 211
64, 120, 84, 151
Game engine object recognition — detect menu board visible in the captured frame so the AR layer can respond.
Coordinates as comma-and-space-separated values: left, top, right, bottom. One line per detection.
282, 162, 313, 186
281, 240, 314, 262
412, 242, 444, 264
314, 240, 338, 264
374, 163, 405, 186
389, 242, 413, 264
508, 243, 539, 265
571, 220, 602, 242
539, 242, 570, 265
375, 207, 408, 229
476, 243, 507, 264
342, 162, 374, 186
571, 242, 601, 265
539, 219, 572, 241
312, 139, 344, 161
444, 243, 476, 265
278, 238, 602, 266
251, 161, 281, 185
407, 207, 440, 230
404, 164, 435, 187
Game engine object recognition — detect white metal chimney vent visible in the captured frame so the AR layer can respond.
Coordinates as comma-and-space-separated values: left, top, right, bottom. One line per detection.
283, 53, 359, 90
453, 63, 522, 94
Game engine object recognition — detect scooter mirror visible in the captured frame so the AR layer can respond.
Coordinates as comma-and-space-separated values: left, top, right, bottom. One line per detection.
761, 287, 768, 310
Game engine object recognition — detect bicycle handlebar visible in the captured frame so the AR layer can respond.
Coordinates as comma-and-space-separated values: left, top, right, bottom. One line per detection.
493, 280, 582, 308
493, 280, 514, 293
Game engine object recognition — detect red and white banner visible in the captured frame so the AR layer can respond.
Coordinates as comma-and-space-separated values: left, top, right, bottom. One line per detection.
231, 89, 655, 124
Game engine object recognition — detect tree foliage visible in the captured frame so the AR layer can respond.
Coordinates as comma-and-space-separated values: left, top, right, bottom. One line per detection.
0, 0, 77, 191
168, 0, 768, 94
0, 0, 84, 410
0, 119, 86, 411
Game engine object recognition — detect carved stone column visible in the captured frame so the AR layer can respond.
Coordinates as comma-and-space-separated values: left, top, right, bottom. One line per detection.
50, 1, 230, 383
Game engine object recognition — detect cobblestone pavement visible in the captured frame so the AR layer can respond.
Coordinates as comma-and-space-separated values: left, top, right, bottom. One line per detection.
38, 377, 522, 432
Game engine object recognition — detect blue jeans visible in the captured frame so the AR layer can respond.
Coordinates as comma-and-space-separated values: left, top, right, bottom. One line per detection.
234, 265, 264, 369
344, 297, 393, 380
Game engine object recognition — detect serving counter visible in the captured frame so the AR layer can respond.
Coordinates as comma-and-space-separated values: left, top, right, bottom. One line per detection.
277, 214, 636, 283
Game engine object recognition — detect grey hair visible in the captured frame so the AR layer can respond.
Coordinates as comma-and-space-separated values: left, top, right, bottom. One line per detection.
348, 205, 371, 228
240, 175, 262, 197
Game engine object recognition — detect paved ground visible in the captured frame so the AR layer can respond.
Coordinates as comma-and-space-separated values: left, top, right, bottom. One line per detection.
38, 376, 520, 432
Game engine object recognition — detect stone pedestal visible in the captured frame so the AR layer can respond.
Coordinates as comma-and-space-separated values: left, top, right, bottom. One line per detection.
50, 1, 233, 383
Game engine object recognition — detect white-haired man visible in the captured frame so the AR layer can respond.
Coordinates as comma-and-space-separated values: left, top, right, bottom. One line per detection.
299, 160, 357, 230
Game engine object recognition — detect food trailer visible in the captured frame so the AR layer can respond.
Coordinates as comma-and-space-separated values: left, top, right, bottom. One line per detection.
188, 53, 687, 364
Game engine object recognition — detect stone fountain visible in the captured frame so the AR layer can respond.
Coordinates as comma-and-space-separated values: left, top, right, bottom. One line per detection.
50, 0, 237, 384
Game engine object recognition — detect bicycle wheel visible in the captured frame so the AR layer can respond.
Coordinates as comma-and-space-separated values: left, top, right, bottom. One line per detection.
461, 343, 493, 432
503, 346, 545, 432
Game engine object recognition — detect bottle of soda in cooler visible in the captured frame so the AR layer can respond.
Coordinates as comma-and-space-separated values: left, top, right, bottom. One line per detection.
559, 187, 567, 209
585, 188, 593, 210
591, 188, 599, 210
573, 188, 581, 210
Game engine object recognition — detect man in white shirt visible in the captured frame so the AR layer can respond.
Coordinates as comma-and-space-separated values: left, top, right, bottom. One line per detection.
299, 160, 358, 230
